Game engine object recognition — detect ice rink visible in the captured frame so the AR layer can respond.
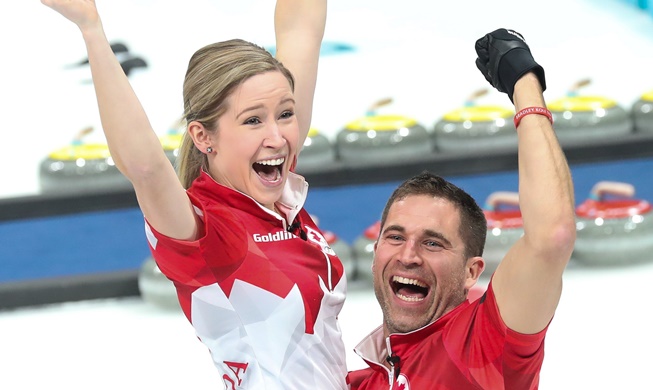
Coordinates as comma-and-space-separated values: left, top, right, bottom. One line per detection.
3, 262, 653, 389
3, 0, 653, 389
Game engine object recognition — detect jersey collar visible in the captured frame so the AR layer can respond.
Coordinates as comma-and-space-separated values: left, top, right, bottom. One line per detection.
192, 169, 308, 226
354, 300, 470, 366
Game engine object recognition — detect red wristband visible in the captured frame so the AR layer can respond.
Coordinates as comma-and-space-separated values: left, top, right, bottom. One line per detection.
513, 106, 553, 128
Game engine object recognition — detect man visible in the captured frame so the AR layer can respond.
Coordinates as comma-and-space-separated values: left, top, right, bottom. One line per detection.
348, 29, 576, 389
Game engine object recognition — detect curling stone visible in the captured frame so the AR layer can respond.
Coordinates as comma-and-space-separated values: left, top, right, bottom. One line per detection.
160, 131, 182, 167
138, 256, 181, 310
335, 98, 432, 165
309, 214, 355, 279
352, 220, 381, 283
574, 181, 653, 266
297, 128, 336, 171
432, 89, 517, 152
323, 230, 356, 280
39, 127, 131, 194
482, 192, 523, 277
548, 79, 632, 144
631, 89, 653, 134
159, 128, 184, 167
159, 121, 185, 167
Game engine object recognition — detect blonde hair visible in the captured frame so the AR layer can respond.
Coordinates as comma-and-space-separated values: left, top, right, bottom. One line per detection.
177, 39, 295, 188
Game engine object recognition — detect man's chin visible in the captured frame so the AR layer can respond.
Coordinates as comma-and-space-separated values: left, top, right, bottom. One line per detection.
386, 314, 429, 334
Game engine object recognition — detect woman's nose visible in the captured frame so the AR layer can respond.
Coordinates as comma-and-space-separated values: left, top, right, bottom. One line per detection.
263, 122, 286, 148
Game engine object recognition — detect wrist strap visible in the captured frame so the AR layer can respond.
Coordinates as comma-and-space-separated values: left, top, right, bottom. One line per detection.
513, 106, 553, 128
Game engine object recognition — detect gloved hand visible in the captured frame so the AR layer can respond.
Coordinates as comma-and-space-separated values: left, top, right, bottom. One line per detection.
475, 28, 546, 102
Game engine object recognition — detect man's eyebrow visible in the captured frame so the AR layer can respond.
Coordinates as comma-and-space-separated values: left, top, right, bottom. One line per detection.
382, 224, 404, 234
423, 229, 452, 247
382, 225, 452, 247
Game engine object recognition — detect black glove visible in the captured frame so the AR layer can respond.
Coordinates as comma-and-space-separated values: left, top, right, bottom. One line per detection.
475, 28, 546, 102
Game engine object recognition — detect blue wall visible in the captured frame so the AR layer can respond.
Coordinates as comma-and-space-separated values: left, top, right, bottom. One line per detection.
2, 156, 653, 283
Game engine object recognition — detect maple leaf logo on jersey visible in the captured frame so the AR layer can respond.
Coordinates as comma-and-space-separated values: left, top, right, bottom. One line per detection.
190, 277, 347, 388
393, 374, 410, 390
305, 225, 336, 256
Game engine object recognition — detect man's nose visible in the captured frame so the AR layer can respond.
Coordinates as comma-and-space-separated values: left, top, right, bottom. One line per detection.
397, 239, 422, 266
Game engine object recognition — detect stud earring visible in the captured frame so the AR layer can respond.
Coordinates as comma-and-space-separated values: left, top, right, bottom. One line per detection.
206, 147, 213, 153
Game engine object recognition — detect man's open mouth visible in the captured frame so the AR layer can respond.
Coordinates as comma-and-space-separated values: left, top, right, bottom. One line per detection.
391, 275, 429, 302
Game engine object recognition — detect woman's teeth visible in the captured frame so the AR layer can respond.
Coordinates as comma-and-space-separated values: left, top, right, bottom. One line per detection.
257, 157, 285, 166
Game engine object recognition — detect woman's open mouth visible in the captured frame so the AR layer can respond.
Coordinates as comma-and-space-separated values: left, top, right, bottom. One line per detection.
253, 157, 285, 184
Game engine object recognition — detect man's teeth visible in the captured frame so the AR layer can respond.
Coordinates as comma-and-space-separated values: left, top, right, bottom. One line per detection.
257, 157, 285, 166
397, 294, 424, 302
393, 275, 427, 288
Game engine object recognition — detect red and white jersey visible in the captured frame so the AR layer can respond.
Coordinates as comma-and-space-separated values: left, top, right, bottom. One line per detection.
145, 171, 348, 389
349, 282, 547, 390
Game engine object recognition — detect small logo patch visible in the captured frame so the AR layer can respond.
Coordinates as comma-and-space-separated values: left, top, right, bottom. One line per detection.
253, 230, 297, 243
222, 361, 248, 389
506, 29, 525, 42
305, 226, 336, 256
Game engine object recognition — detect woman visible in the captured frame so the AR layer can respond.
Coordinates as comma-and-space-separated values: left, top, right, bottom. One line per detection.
41, 1, 348, 389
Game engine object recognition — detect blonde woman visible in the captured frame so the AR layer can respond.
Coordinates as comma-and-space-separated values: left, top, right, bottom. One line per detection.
41, 1, 349, 389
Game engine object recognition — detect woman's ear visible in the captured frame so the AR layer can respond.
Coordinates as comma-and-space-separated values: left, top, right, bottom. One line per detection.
187, 120, 213, 153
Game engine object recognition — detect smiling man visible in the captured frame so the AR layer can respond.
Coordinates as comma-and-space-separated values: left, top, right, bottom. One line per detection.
348, 29, 576, 390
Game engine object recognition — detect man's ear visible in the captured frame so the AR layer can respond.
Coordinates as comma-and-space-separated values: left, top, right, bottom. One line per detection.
464, 256, 485, 291
370, 240, 379, 273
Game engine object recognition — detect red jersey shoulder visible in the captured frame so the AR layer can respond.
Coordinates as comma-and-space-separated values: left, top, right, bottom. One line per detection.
347, 368, 374, 389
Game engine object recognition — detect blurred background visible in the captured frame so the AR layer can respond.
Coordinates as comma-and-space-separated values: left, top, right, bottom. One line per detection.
2, 0, 653, 389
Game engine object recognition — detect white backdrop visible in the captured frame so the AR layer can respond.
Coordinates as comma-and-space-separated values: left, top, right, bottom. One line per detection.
2, 0, 653, 198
